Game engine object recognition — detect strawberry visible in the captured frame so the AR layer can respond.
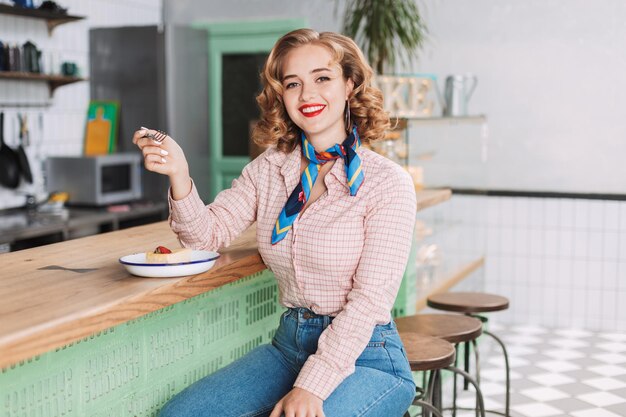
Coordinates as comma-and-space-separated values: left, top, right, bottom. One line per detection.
154, 246, 172, 254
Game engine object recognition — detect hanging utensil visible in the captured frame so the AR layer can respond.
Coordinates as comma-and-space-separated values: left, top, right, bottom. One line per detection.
0, 112, 21, 189
17, 113, 33, 184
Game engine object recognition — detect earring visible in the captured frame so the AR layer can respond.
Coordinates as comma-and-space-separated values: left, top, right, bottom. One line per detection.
344, 100, 351, 133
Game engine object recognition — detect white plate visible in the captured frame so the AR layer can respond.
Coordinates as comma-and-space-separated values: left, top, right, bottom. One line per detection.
119, 250, 220, 278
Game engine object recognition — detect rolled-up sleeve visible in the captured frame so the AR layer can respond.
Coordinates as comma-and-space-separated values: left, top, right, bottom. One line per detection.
293, 167, 417, 399
168, 158, 261, 251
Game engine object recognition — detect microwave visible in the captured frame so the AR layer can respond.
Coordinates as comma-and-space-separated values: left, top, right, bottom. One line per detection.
46, 153, 142, 206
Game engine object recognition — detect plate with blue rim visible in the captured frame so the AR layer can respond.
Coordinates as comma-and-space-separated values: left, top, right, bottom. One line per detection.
119, 250, 220, 278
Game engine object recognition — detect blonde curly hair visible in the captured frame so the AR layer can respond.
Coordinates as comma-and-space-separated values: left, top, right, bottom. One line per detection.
252, 28, 390, 153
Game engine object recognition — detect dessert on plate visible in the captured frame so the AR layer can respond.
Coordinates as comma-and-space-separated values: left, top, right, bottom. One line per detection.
145, 246, 192, 264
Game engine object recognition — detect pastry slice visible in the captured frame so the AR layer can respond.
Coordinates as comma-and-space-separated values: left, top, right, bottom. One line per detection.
145, 246, 192, 264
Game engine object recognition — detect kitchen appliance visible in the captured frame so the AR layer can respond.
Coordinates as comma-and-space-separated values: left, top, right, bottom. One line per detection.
443, 74, 478, 116
46, 153, 142, 206
89, 25, 208, 202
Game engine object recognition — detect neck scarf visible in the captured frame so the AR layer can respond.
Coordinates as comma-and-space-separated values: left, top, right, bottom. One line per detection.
272, 126, 364, 245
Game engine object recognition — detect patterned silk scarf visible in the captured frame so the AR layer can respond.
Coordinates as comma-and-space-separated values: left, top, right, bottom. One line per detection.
272, 126, 364, 245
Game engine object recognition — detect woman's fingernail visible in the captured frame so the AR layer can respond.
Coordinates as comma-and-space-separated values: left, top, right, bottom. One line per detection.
152, 139, 162, 145
161, 157, 167, 163
160, 149, 169, 156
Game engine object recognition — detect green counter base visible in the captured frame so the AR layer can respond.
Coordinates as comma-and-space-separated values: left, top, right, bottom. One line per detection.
2, 250, 417, 417
1, 270, 281, 417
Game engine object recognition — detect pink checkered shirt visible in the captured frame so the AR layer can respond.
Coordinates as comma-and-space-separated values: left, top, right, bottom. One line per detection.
168, 144, 417, 400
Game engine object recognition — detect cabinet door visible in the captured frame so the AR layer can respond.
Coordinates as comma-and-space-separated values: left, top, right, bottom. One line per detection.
194, 19, 306, 201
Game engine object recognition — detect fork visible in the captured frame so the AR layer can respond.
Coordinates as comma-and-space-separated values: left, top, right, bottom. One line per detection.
140, 126, 168, 143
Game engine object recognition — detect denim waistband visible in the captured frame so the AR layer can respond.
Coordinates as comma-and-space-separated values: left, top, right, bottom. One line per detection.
285, 307, 334, 327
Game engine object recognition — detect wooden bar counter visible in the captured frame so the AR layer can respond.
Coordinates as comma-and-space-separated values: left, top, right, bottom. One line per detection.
0, 188, 452, 370
0, 189, 458, 416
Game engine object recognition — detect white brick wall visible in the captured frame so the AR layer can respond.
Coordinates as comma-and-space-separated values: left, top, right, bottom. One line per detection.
0, 0, 162, 210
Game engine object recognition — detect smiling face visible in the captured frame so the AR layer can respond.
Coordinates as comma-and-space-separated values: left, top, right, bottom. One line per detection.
281, 44, 354, 150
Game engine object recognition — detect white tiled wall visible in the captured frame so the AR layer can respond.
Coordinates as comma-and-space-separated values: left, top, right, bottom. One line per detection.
438, 194, 626, 332
0, 0, 162, 210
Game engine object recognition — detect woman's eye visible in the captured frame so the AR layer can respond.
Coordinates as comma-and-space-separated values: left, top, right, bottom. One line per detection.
285, 82, 299, 89
317, 76, 331, 83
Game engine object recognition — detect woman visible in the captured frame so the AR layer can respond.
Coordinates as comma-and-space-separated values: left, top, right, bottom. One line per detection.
134, 28, 417, 417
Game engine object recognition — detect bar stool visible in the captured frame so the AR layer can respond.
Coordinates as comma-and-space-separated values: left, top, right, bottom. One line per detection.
396, 314, 486, 417
427, 292, 510, 417
400, 332, 485, 417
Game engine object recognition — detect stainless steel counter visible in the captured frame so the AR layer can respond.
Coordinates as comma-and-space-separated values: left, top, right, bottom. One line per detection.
0, 202, 168, 251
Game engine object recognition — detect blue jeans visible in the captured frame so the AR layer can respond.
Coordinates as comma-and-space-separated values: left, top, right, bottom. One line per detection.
159, 308, 416, 417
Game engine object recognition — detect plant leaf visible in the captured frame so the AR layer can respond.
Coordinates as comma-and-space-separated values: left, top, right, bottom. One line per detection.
342, 0, 427, 74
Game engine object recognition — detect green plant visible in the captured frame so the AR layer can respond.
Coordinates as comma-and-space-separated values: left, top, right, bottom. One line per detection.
342, 0, 427, 74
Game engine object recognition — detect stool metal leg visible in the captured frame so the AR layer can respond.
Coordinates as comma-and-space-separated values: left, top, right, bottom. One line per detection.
445, 366, 486, 417
433, 369, 443, 411
452, 344, 459, 417
464, 340, 470, 389
424, 370, 438, 417
483, 329, 511, 417
470, 313, 510, 417
458, 314, 511, 417
410, 399, 445, 417
422, 370, 428, 414
416, 372, 435, 417
452, 340, 481, 417
404, 370, 445, 417
472, 338, 480, 417
473, 338, 481, 385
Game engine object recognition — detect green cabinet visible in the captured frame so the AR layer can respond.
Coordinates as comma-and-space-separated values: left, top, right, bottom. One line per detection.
193, 19, 306, 201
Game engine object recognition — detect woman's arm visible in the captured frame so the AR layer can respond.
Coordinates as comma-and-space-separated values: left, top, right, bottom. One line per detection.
132, 127, 262, 251
168, 157, 262, 251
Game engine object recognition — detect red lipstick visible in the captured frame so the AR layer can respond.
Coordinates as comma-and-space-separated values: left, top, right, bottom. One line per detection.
299, 104, 326, 117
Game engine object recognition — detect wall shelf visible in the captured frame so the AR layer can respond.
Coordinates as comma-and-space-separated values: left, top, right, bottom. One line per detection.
0, 72, 86, 97
401, 115, 487, 125
0, 4, 85, 35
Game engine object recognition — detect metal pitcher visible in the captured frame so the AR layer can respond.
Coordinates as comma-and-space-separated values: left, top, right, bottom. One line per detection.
23, 41, 41, 73
443, 74, 478, 116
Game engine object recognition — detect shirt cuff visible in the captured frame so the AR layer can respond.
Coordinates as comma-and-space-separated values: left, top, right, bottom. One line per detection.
293, 356, 349, 400
168, 180, 205, 224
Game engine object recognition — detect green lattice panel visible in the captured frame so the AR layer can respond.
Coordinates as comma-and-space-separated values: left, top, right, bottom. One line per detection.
1, 270, 281, 417
2, 249, 421, 417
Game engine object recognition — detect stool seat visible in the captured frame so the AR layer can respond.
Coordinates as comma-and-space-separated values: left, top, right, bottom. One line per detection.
400, 332, 456, 372
396, 314, 483, 344
427, 292, 509, 313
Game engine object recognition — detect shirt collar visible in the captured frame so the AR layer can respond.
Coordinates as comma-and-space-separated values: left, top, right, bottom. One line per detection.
264, 143, 368, 192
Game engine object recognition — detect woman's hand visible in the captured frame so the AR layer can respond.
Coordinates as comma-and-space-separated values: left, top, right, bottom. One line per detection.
269, 387, 325, 417
132, 127, 191, 200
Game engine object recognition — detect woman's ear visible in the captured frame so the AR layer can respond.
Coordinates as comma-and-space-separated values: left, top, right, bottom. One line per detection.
345, 78, 355, 100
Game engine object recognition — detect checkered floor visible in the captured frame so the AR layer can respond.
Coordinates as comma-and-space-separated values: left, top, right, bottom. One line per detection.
434, 324, 626, 417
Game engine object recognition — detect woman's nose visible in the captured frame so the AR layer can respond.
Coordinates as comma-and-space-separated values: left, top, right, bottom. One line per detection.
299, 83, 317, 101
